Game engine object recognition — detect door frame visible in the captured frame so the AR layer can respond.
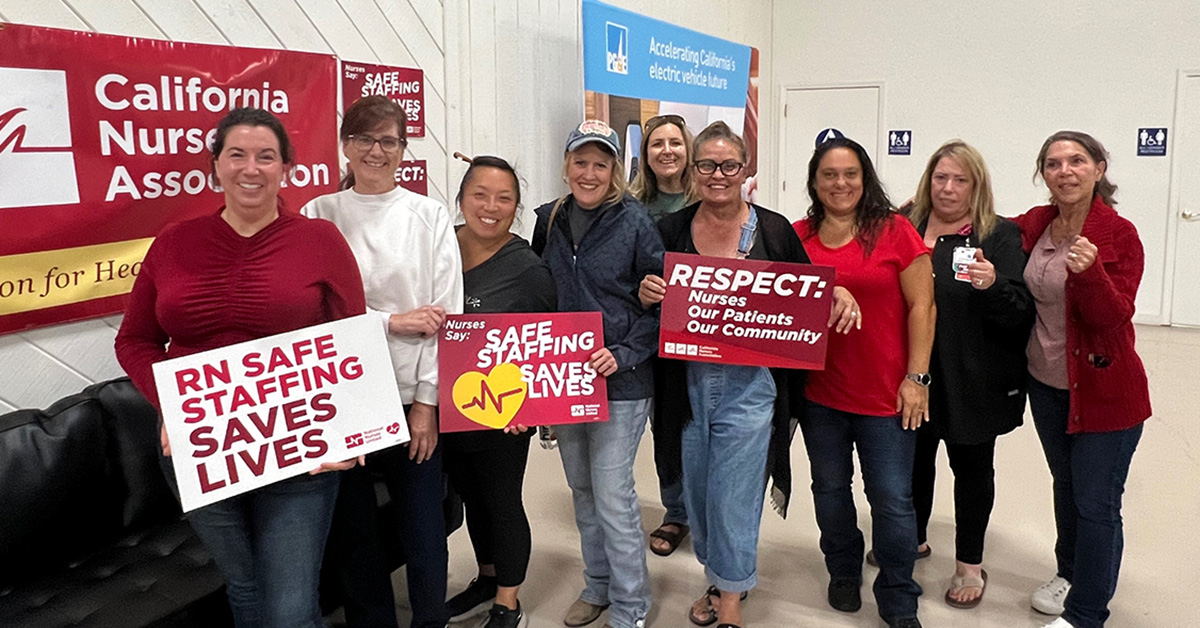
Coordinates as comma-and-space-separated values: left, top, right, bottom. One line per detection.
775, 81, 886, 210
1162, 69, 1200, 325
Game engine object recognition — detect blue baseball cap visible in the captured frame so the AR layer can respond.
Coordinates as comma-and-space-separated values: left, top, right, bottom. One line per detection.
566, 120, 621, 155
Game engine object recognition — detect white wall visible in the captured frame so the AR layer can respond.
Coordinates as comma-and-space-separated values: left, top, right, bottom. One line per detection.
771, 0, 1200, 325
0, 0, 773, 410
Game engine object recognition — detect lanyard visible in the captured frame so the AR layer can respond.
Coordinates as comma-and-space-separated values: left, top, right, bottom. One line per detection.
737, 206, 759, 259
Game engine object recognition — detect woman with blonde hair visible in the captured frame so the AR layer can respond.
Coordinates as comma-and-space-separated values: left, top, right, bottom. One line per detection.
898, 139, 1034, 610
532, 120, 664, 628
630, 114, 699, 222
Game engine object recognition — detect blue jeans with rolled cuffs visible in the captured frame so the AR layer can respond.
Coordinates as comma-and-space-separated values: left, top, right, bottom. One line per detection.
799, 401, 923, 622
682, 361, 775, 593
1028, 376, 1143, 628
556, 398, 652, 628
159, 451, 339, 628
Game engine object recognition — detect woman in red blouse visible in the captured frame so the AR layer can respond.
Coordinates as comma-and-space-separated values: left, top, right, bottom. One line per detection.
1016, 131, 1151, 628
116, 108, 366, 628
792, 137, 935, 628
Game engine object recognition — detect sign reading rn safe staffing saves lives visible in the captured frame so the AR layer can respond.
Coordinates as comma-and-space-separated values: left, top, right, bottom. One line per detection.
154, 314, 407, 512
0, 23, 338, 335
438, 313, 609, 433
659, 253, 835, 370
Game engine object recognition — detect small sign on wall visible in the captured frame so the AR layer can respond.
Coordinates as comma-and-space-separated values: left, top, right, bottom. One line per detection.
815, 127, 845, 147
888, 130, 912, 155
1137, 128, 1168, 156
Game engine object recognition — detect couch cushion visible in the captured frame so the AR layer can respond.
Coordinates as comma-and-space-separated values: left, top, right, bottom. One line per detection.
0, 395, 122, 587
87, 378, 179, 530
0, 517, 227, 628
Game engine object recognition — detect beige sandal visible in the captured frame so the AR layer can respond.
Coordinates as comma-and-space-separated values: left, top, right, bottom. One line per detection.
945, 569, 987, 609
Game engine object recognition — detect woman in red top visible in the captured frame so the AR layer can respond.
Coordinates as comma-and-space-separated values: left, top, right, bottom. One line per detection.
115, 108, 366, 628
792, 137, 935, 628
1015, 131, 1151, 628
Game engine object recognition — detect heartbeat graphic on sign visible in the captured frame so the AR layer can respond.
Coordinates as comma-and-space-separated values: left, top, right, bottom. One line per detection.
460, 379, 524, 413
0, 107, 72, 154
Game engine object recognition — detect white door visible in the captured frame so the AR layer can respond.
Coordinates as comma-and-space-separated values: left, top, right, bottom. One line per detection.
777, 85, 882, 222
1169, 71, 1200, 326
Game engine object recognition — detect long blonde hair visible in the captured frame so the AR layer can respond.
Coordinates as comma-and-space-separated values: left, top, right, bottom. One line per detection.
630, 115, 698, 205
909, 140, 998, 241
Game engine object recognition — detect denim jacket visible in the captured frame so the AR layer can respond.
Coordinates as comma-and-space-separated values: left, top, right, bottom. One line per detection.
532, 194, 665, 400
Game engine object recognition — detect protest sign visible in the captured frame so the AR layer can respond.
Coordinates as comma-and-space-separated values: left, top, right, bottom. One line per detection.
659, 252, 835, 370
438, 313, 608, 432
341, 60, 424, 137
153, 314, 407, 512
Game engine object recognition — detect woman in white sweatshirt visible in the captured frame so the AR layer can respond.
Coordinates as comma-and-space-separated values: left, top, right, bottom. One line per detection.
301, 95, 463, 628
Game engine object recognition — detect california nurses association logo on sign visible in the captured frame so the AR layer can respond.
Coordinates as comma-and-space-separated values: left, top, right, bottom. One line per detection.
0, 68, 80, 209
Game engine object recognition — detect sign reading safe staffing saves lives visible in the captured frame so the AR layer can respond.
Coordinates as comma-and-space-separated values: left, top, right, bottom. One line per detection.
438, 313, 609, 433
659, 253, 835, 370
154, 314, 408, 512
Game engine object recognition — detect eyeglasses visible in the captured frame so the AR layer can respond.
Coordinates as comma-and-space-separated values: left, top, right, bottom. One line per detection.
645, 114, 686, 131
347, 134, 406, 153
693, 159, 744, 176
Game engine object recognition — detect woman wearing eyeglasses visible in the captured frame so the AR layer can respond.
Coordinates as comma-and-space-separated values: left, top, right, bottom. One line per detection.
639, 122, 834, 628
302, 95, 462, 628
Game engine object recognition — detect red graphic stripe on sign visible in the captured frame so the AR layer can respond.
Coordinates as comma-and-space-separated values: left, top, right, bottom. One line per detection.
460, 379, 524, 414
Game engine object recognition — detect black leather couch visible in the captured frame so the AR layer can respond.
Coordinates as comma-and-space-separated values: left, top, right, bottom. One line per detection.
0, 378, 464, 628
0, 378, 229, 628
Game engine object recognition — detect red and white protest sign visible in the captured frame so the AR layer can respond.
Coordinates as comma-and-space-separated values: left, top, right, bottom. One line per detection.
153, 314, 407, 512
395, 159, 428, 195
342, 60, 424, 138
0, 23, 338, 335
659, 252, 835, 370
438, 313, 608, 433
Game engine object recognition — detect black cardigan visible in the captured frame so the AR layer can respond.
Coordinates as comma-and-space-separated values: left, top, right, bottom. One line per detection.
652, 202, 809, 517
922, 218, 1034, 444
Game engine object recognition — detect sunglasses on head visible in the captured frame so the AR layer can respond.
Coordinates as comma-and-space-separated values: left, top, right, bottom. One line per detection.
645, 114, 686, 130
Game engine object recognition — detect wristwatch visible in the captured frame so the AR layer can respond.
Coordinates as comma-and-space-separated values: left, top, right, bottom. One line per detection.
905, 372, 932, 387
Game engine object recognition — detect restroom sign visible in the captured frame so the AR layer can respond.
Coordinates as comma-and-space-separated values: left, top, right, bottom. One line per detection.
1137, 128, 1167, 157
888, 130, 912, 155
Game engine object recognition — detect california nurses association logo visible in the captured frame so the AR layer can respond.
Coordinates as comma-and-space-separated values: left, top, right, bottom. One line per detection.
0, 67, 80, 209
605, 21, 628, 75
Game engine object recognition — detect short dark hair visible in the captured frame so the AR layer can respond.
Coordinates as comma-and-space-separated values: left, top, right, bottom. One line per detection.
804, 137, 894, 254
211, 107, 294, 168
339, 96, 409, 191
693, 120, 747, 163
1034, 130, 1118, 207
456, 155, 521, 209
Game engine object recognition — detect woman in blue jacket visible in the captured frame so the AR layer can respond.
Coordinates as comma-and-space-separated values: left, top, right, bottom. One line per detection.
532, 120, 665, 628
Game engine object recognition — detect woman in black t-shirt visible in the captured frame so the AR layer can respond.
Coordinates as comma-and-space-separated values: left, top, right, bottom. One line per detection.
443, 156, 556, 628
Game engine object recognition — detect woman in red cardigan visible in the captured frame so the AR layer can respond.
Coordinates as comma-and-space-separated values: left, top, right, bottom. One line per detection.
1013, 131, 1151, 628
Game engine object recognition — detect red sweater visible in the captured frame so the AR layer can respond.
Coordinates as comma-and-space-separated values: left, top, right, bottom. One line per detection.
1011, 196, 1151, 433
115, 211, 366, 409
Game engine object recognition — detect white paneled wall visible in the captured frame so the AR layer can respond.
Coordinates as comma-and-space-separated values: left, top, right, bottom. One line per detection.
0, 0, 774, 410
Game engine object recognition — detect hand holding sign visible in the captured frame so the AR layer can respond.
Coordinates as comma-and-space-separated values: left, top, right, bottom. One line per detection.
829, 286, 862, 334
589, 347, 618, 377
389, 305, 447, 337
639, 274, 667, 308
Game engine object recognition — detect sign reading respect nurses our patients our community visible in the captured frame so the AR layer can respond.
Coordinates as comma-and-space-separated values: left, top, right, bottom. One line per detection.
0, 23, 426, 335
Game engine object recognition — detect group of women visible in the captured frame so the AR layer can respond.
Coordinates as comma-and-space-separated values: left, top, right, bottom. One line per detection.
114, 95, 1150, 628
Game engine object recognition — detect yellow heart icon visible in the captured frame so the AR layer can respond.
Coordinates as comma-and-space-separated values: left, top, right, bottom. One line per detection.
451, 363, 528, 429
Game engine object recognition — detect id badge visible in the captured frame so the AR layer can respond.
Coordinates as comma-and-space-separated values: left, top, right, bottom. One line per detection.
952, 246, 977, 282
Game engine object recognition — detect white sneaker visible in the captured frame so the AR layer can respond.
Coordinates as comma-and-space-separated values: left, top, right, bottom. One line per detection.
1031, 576, 1072, 615
1041, 618, 1074, 628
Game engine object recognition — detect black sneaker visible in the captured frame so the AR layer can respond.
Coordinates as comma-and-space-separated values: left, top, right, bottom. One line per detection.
446, 576, 497, 622
827, 578, 862, 612
482, 602, 527, 628
886, 618, 922, 628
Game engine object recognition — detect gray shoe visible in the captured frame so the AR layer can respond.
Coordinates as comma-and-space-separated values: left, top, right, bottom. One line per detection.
563, 598, 608, 627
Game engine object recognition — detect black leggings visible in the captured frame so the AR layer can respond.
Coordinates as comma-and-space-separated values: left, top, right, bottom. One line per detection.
912, 428, 996, 565
444, 437, 532, 587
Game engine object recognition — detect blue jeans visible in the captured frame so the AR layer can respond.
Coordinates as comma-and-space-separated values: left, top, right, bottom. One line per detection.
1028, 376, 1143, 628
682, 362, 775, 592
557, 398, 652, 628
186, 471, 340, 628
799, 401, 923, 621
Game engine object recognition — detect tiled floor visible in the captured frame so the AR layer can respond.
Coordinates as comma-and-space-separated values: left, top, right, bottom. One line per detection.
394, 324, 1199, 627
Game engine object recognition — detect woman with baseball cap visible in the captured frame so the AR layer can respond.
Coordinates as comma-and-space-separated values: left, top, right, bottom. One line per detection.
532, 120, 665, 628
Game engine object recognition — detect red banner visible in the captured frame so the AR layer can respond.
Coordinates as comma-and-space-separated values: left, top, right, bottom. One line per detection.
438, 313, 609, 433
0, 23, 338, 334
341, 60, 424, 138
395, 159, 428, 196
659, 252, 835, 369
